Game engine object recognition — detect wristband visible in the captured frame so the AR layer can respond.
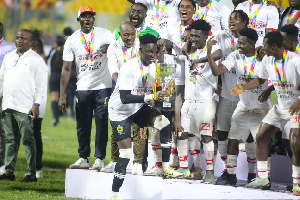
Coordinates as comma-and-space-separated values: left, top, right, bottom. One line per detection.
34, 103, 40, 107
144, 94, 153, 103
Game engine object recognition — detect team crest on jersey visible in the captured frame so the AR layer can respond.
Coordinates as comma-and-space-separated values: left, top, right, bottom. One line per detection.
117, 125, 124, 134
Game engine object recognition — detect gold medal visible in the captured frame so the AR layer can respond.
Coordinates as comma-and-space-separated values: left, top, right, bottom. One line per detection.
189, 76, 194, 82
282, 87, 287, 94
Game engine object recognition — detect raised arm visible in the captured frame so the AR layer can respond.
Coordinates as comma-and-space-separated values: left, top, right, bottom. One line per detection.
207, 37, 227, 76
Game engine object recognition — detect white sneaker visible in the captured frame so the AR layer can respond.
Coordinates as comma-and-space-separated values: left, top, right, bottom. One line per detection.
144, 166, 162, 176
132, 163, 143, 175
110, 192, 119, 200
0, 165, 5, 175
36, 170, 43, 178
92, 158, 104, 170
69, 158, 89, 169
100, 161, 116, 173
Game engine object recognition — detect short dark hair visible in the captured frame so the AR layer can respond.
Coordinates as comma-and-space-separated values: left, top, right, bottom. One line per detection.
31, 38, 44, 54
239, 28, 258, 44
56, 35, 65, 46
139, 34, 158, 46
280, 24, 298, 39
189, 19, 211, 35
178, 0, 196, 10
20, 29, 33, 39
264, 31, 283, 48
231, 10, 249, 27
63, 27, 73, 37
131, 2, 148, 12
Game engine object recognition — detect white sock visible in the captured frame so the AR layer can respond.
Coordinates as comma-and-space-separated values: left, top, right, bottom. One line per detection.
111, 191, 119, 197
267, 157, 271, 178
162, 162, 169, 169
169, 135, 179, 167
227, 154, 238, 175
218, 139, 228, 171
151, 128, 162, 167
177, 139, 188, 169
245, 142, 256, 175
203, 140, 214, 172
188, 136, 202, 169
292, 165, 300, 184
257, 161, 268, 180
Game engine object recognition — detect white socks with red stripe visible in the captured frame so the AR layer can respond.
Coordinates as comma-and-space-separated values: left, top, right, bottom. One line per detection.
245, 142, 256, 176
257, 161, 268, 180
189, 136, 202, 169
293, 165, 300, 184
169, 135, 179, 168
177, 138, 188, 169
218, 139, 228, 172
227, 155, 238, 175
203, 141, 214, 172
150, 128, 162, 168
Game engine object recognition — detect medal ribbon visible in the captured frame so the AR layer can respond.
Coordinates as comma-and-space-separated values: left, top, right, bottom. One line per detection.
231, 35, 236, 52
196, 1, 212, 20
136, 23, 144, 37
242, 53, 257, 82
121, 42, 134, 63
274, 50, 288, 90
295, 44, 300, 54
190, 45, 207, 63
179, 24, 183, 42
80, 27, 95, 61
249, 0, 264, 29
156, 0, 169, 25
287, 8, 293, 22
138, 56, 150, 93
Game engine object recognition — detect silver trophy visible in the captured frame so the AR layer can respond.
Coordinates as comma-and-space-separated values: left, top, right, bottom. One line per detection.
153, 62, 176, 110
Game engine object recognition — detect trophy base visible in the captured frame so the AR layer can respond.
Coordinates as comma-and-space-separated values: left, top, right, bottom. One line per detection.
154, 101, 174, 110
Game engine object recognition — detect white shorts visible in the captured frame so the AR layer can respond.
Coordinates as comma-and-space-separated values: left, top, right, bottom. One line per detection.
216, 96, 238, 132
181, 99, 217, 136
263, 106, 300, 140
228, 101, 268, 142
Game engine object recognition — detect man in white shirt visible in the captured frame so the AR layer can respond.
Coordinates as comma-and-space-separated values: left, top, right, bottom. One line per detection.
193, 0, 230, 34
213, 10, 249, 175
231, 31, 300, 196
104, 21, 143, 175
0, 22, 15, 175
59, 6, 114, 171
0, 29, 47, 182
174, 19, 222, 183
127, 0, 181, 36
108, 33, 172, 200
236, 0, 279, 46
208, 28, 270, 186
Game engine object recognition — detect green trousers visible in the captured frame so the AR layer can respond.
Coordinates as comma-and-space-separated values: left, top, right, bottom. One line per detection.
2, 109, 36, 176
111, 123, 146, 164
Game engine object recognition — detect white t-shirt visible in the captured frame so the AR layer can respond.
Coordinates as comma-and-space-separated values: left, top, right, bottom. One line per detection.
236, 1, 279, 47
107, 38, 140, 75
161, 21, 188, 55
222, 50, 269, 110
136, 0, 181, 35
193, 1, 230, 34
108, 58, 156, 121
63, 27, 114, 90
0, 38, 15, 67
214, 30, 239, 102
281, 7, 300, 42
181, 45, 219, 100
259, 51, 300, 115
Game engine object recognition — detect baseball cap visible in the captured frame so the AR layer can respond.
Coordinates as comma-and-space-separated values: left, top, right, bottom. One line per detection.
77, 6, 96, 18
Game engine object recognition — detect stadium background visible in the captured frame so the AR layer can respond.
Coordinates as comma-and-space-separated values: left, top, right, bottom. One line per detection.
0, 0, 289, 45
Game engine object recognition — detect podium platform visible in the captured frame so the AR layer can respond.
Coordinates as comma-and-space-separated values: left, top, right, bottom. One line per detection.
65, 142, 294, 199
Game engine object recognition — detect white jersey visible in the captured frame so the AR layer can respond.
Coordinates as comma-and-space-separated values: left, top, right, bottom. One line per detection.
222, 50, 269, 110
108, 58, 156, 121
214, 30, 239, 102
281, 7, 300, 42
107, 39, 140, 75
236, 1, 279, 47
63, 27, 114, 91
259, 51, 300, 116
182, 45, 219, 100
161, 21, 188, 55
136, 0, 181, 35
193, 1, 230, 34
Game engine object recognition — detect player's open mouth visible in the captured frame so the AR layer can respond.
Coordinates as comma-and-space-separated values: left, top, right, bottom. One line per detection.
181, 12, 188, 17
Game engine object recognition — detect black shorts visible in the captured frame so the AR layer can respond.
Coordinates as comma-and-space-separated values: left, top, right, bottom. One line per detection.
111, 104, 158, 142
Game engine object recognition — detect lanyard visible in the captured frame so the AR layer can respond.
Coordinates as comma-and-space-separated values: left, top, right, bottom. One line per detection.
138, 56, 150, 93
121, 42, 134, 63
249, 0, 264, 29
242, 53, 257, 82
196, 1, 212, 20
274, 50, 288, 93
156, 0, 169, 25
80, 27, 95, 61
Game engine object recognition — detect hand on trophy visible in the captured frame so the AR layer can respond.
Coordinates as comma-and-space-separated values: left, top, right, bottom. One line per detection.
156, 90, 170, 101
